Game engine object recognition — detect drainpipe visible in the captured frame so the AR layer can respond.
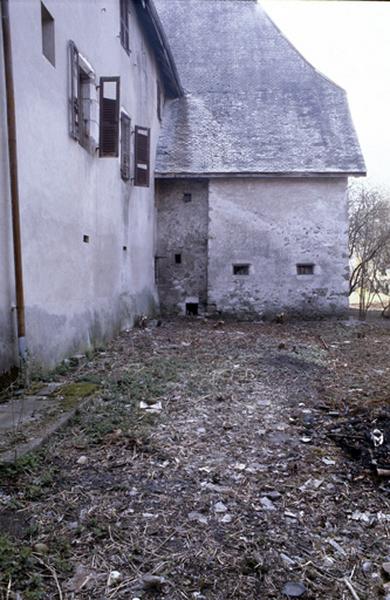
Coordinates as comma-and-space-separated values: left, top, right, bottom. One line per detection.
1, 0, 27, 364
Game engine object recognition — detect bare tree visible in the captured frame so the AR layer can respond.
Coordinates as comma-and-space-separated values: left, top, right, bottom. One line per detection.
348, 181, 390, 318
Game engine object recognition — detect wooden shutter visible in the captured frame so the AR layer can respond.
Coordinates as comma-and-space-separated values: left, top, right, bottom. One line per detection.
68, 40, 80, 140
99, 77, 120, 157
134, 126, 150, 187
120, 113, 131, 181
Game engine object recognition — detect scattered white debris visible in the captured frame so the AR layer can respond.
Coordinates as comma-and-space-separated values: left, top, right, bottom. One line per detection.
260, 496, 276, 511
322, 457, 336, 466
140, 401, 162, 413
77, 455, 88, 465
214, 501, 228, 513
188, 511, 208, 525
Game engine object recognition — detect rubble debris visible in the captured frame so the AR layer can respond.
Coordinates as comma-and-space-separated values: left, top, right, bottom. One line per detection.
282, 581, 306, 597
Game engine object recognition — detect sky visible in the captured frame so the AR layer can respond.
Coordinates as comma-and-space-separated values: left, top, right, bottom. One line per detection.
261, 0, 390, 190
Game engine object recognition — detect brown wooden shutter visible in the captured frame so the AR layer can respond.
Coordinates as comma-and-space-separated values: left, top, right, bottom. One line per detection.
68, 40, 80, 140
134, 126, 150, 187
99, 77, 120, 157
120, 113, 131, 181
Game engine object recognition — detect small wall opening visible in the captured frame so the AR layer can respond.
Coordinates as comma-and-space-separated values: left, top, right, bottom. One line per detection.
183, 193, 192, 203
297, 263, 314, 275
83, 234, 89, 243
233, 264, 250, 276
175, 253, 182, 264
186, 302, 198, 316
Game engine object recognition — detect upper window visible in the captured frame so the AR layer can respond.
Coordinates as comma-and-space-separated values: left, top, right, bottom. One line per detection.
134, 126, 150, 187
120, 0, 130, 53
41, 3, 55, 66
68, 41, 96, 151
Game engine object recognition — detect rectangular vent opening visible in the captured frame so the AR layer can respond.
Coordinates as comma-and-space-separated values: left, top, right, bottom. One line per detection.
183, 193, 192, 203
297, 263, 314, 275
175, 253, 182, 264
233, 264, 250, 276
83, 235, 89, 243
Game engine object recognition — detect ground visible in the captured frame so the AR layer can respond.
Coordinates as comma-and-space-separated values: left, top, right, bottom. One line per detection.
1, 317, 390, 599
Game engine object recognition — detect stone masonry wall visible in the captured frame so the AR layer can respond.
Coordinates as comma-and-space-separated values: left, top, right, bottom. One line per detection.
208, 177, 349, 318
156, 179, 208, 315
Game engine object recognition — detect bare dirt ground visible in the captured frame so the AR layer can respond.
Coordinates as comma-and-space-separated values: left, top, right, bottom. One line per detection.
1, 317, 390, 600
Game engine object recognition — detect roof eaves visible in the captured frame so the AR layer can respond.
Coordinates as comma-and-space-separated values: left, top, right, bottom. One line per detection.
133, 0, 183, 98
155, 170, 367, 179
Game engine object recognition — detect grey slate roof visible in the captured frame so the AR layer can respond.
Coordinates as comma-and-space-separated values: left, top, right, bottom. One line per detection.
153, 0, 366, 176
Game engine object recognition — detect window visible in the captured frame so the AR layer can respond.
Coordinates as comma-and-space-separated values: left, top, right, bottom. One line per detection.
175, 253, 182, 264
41, 3, 55, 66
183, 193, 192, 203
233, 264, 250, 276
68, 41, 97, 152
297, 263, 315, 275
134, 126, 150, 187
99, 77, 120, 157
157, 80, 162, 121
120, 113, 131, 180
120, 0, 130, 53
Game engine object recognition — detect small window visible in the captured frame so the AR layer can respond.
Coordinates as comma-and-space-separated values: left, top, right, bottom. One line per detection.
157, 80, 162, 121
99, 77, 120, 157
120, 0, 130, 53
175, 253, 182, 264
134, 126, 150, 187
120, 113, 131, 180
41, 3, 55, 66
233, 264, 250, 276
183, 193, 192, 203
68, 41, 96, 151
297, 263, 314, 275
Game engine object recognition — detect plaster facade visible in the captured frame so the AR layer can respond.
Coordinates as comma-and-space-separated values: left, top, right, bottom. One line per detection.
208, 178, 349, 318
156, 177, 350, 318
156, 179, 208, 315
0, 0, 167, 373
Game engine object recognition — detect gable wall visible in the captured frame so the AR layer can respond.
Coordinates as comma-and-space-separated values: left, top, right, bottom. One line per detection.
2, 0, 165, 371
208, 177, 349, 317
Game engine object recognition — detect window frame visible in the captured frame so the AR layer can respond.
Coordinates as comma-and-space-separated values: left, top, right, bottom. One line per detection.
120, 112, 131, 181
120, 0, 130, 54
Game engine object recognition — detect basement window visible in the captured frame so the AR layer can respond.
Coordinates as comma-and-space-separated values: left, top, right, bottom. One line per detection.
183, 193, 192, 203
41, 3, 55, 66
175, 253, 182, 264
186, 303, 198, 316
233, 264, 250, 276
297, 263, 315, 275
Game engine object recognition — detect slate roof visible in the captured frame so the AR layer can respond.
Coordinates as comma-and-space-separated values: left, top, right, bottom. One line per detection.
153, 0, 366, 177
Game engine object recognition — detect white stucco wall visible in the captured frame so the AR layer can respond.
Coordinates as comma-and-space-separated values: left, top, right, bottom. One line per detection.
4, 0, 164, 369
208, 177, 349, 318
0, 26, 17, 374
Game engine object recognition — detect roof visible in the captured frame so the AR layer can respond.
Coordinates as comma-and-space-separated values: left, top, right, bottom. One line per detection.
154, 0, 366, 177
134, 0, 182, 98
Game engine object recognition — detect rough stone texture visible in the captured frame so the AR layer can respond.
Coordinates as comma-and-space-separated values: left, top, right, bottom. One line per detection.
1, 0, 169, 371
0, 25, 16, 374
156, 179, 208, 315
207, 177, 349, 318
154, 0, 365, 176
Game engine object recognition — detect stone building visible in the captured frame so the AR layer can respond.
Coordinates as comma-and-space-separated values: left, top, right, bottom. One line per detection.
154, 0, 366, 318
1, 0, 365, 376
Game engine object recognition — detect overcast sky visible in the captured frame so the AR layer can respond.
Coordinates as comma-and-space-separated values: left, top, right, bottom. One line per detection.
261, 0, 390, 189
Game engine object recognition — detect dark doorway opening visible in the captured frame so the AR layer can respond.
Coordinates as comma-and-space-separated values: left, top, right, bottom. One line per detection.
186, 303, 198, 316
